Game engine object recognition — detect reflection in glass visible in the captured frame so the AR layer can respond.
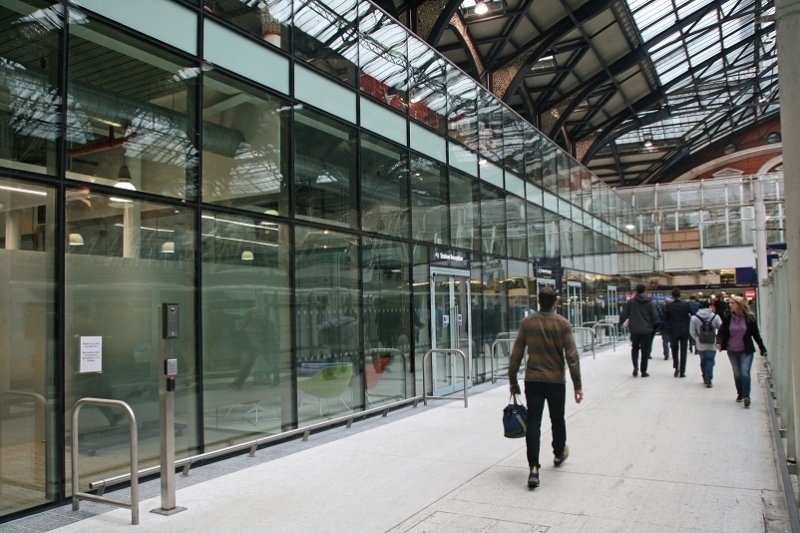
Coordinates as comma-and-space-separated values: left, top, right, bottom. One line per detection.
293, 0, 359, 84
360, 135, 409, 237
0, 1, 61, 175
502, 110, 525, 176
357, 2, 407, 110
449, 170, 480, 251
410, 156, 448, 244
66, 16, 198, 200
294, 109, 357, 227
407, 34, 446, 132
0, 177, 56, 517
477, 88, 503, 162
480, 183, 506, 256
203, 0, 291, 51
295, 226, 360, 424
446, 66, 478, 150
202, 72, 289, 216
65, 193, 196, 487
202, 211, 291, 448
526, 203, 546, 260
506, 194, 526, 259
362, 238, 411, 406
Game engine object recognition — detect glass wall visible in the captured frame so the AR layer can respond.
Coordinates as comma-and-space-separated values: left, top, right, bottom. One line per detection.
65, 193, 197, 486
0, 0, 662, 519
0, 178, 57, 516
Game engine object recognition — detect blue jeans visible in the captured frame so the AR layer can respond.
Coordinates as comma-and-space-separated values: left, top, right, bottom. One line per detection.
698, 349, 716, 383
727, 351, 754, 398
661, 333, 670, 358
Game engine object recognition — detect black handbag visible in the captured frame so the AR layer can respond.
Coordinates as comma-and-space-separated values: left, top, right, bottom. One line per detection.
502, 394, 528, 438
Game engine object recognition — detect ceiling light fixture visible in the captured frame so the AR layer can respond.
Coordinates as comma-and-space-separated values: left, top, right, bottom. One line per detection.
68, 233, 84, 246
643, 138, 653, 149
161, 241, 175, 254
474, 1, 488, 14
241, 250, 254, 261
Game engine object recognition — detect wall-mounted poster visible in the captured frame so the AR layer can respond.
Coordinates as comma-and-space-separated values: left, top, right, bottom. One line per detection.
79, 336, 103, 373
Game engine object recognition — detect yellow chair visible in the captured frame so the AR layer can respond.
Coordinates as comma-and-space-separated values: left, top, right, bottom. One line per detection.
298, 363, 353, 416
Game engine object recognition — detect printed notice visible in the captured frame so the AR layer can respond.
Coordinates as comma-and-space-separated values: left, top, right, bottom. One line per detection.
80, 336, 103, 373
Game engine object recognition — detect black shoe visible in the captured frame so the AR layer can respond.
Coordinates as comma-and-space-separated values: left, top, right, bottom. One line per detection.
664, 356, 669, 360
679, 374, 686, 378
674, 370, 679, 377
528, 466, 540, 488
554, 446, 569, 467
744, 397, 751, 408
641, 372, 650, 377
705, 382, 712, 388
632, 369, 638, 377
736, 395, 743, 402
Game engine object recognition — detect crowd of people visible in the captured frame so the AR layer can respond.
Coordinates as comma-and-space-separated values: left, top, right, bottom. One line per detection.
506, 283, 765, 491
619, 284, 767, 405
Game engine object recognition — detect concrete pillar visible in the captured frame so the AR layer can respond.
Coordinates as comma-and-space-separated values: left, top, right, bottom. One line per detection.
776, 0, 800, 463
4, 210, 21, 249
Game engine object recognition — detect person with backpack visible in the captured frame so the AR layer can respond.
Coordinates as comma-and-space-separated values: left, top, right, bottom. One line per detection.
689, 299, 722, 387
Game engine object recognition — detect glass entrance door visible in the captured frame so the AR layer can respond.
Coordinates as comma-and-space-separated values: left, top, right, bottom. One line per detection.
430, 270, 471, 396
567, 281, 583, 327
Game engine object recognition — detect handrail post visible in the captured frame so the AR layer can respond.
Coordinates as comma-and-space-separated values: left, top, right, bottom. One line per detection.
71, 398, 138, 525
422, 348, 469, 407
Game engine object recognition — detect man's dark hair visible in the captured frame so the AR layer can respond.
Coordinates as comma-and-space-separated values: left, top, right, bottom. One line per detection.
635, 284, 646, 294
538, 286, 557, 310
672, 288, 681, 298
699, 299, 711, 309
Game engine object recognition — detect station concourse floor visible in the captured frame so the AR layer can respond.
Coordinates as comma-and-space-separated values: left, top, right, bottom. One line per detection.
2, 341, 793, 533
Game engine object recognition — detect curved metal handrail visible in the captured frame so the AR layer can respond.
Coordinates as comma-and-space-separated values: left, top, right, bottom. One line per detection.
489, 338, 517, 383
71, 398, 139, 525
571, 327, 596, 359
422, 348, 469, 408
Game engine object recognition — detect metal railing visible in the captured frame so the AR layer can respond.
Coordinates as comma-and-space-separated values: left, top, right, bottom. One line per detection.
86, 395, 423, 493
71, 398, 139, 525
490, 337, 516, 383
572, 327, 596, 359
422, 348, 469, 408
592, 321, 618, 350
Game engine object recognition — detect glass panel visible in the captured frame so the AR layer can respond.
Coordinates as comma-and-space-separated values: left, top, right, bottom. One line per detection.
66, 17, 198, 200
294, 64, 357, 123
446, 66, 478, 150
524, 129, 543, 186
483, 258, 509, 336
362, 237, 410, 406
357, 1, 407, 110
201, 211, 291, 448
477, 88, 503, 162
449, 169, 480, 251
410, 156, 448, 244
526, 203, 546, 259
502, 109, 525, 176
0, 1, 60, 175
202, 72, 289, 216
294, 108, 357, 227
203, 0, 290, 51
65, 192, 196, 486
0, 177, 56, 517
544, 209, 560, 258
295, 226, 359, 423
407, 34, 446, 133
361, 134, 409, 238
360, 97, 406, 145
480, 183, 506, 256
541, 142, 557, 192
293, 0, 358, 85
506, 194, 526, 259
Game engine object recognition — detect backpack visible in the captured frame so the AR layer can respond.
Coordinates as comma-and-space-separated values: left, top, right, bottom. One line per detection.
698, 314, 717, 344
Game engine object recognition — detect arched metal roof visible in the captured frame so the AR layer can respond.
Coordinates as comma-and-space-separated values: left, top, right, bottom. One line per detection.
378, 0, 779, 186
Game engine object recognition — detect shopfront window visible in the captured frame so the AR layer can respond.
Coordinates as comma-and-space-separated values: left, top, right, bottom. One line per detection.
201, 211, 291, 448
409, 156, 448, 245
0, 177, 56, 518
65, 192, 196, 487
202, 72, 289, 217
66, 17, 198, 200
295, 225, 360, 424
360, 134, 409, 237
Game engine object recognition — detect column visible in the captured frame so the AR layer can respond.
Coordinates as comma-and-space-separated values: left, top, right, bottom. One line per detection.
776, 0, 800, 463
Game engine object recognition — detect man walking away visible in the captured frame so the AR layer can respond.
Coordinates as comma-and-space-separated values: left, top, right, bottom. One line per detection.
619, 284, 659, 377
509, 286, 583, 490
664, 288, 692, 377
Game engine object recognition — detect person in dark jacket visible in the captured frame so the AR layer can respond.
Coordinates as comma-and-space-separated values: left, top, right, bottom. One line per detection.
619, 284, 658, 377
716, 295, 767, 407
664, 288, 692, 377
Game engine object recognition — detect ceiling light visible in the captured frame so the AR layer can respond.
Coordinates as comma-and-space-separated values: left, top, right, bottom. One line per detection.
643, 138, 653, 149
241, 250, 254, 261
68, 233, 84, 246
161, 241, 175, 254
625, 223, 635, 230
474, 1, 488, 14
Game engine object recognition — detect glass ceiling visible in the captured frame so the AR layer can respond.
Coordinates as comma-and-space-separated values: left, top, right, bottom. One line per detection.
617, 0, 778, 156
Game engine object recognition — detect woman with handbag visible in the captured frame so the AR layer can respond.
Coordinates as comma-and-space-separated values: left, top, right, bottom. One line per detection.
716, 295, 767, 408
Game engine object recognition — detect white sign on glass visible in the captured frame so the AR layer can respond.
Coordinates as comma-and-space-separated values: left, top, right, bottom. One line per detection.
79, 336, 103, 373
